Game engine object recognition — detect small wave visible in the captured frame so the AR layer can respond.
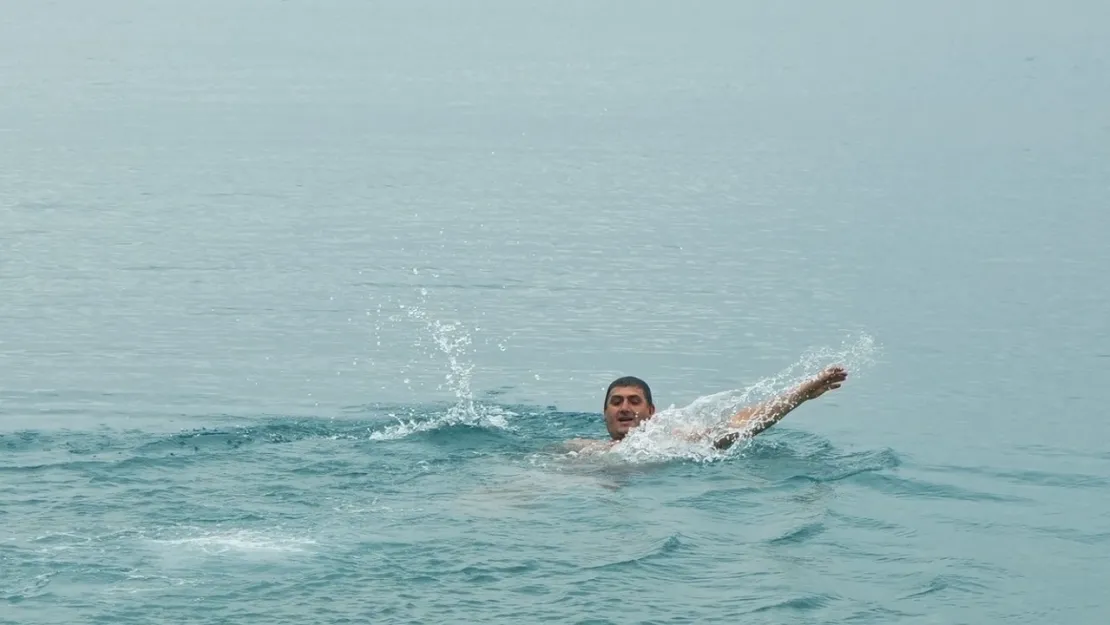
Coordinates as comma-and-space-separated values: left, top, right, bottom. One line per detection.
0, 430, 129, 456
749, 594, 835, 613
901, 574, 990, 599
767, 521, 827, 546
581, 533, 687, 572
135, 421, 359, 454
3, 571, 56, 603
852, 472, 1031, 503
921, 463, 1110, 490
1, 431, 48, 453
712, 428, 902, 479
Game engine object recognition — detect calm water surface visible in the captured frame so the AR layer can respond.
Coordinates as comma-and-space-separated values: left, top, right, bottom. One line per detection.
2, 2, 1109, 623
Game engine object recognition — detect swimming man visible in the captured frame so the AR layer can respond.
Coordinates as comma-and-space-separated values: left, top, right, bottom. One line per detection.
566, 366, 848, 453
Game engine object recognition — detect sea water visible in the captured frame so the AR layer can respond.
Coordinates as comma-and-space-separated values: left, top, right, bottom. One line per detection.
3, 1, 1109, 623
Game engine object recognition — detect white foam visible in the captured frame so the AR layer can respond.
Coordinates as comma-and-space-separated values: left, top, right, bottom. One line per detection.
369, 402, 516, 440
153, 529, 316, 555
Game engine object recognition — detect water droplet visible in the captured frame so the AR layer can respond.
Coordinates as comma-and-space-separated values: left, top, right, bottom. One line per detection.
534, 374, 541, 380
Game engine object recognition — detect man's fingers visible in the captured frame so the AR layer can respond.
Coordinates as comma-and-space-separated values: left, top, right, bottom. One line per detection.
813, 366, 848, 390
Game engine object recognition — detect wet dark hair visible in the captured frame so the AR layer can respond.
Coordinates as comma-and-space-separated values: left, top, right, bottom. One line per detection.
604, 376, 654, 408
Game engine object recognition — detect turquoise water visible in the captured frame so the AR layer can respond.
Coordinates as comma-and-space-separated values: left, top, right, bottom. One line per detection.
3, 1, 1109, 623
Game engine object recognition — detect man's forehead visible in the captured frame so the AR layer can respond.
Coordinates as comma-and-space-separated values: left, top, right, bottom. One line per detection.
608, 386, 646, 398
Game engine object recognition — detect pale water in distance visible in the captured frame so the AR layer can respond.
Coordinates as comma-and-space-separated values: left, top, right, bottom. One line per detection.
2, 1, 1109, 623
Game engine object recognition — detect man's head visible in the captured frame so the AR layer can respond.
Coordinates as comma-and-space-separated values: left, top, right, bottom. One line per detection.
603, 376, 656, 440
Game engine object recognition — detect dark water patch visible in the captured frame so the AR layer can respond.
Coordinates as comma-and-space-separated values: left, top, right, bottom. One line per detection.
0, 451, 222, 475
851, 472, 1032, 503
820, 448, 902, 481
667, 486, 765, 512
901, 574, 990, 599
135, 421, 363, 455
410, 422, 526, 452
1, 430, 133, 455
825, 510, 908, 534
0, 458, 113, 474
767, 521, 827, 546
737, 431, 840, 459
98, 453, 207, 473
341, 400, 454, 417
0, 422, 318, 472
1014, 443, 1110, 461
2, 571, 57, 603
2, 406, 576, 471
732, 432, 901, 486
841, 604, 919, 623
922, 462, 1110, 489
480, 386, 518, 400
289, 458, 359, 476
1029, 526, 1110, 546
748, 593, 836, 613
442, 560, 542, 584
1, 431, 49, 452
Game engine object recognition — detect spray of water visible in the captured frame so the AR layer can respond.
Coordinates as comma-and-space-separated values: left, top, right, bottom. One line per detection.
610, 333, 880, 463
369, 288, 514, 440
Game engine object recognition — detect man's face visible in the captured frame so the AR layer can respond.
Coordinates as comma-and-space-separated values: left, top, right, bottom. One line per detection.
604, 385, 655, 440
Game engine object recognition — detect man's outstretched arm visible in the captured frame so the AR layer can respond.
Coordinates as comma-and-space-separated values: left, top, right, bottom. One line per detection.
713, 366, 848, 450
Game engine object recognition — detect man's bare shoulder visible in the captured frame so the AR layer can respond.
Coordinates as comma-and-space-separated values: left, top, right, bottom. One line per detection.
563, 438, 615, 454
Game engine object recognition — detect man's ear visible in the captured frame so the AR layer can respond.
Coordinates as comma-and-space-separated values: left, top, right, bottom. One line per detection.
648, 404, 656, 416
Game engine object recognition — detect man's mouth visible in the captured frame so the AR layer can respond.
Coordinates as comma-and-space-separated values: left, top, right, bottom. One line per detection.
617, 415, 636, 423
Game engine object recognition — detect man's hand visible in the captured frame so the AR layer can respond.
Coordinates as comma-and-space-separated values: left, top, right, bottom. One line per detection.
799, 366, 848, 401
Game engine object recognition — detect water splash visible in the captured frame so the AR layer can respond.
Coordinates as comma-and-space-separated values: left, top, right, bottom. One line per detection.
369, 289, 515, 440
369, 403, 515, 441
610, 334, 880, 464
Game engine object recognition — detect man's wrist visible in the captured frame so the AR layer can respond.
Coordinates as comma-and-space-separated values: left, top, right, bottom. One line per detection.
791, 384, 812, 405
